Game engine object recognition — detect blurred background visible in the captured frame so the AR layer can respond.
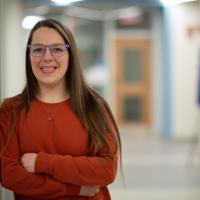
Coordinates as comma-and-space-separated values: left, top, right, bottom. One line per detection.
1, 0, 200, 199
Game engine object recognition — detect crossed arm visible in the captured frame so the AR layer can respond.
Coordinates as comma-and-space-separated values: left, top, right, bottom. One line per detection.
1, 126, 118, 199
22, 133, 118, 185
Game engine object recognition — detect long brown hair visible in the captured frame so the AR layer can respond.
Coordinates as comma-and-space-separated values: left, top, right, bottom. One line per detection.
19, 19, 121, 158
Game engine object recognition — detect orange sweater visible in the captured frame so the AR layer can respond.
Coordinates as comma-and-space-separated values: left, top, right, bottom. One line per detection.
0, 97, 118, 200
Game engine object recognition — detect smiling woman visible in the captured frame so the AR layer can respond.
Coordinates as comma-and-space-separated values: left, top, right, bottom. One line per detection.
0, 19, 121, 200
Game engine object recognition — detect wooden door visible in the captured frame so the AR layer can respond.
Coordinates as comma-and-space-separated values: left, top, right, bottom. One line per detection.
115, 38, 151, 125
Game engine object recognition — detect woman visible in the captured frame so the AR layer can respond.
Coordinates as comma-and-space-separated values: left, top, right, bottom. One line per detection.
0, 19, 121, 200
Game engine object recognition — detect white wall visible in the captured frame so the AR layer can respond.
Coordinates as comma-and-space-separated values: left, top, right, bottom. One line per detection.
0, 0, 6, 101
170, 1, 200, 138
151, 9, 163, 136
1, 0, 25, 100
1, 1, 24, 199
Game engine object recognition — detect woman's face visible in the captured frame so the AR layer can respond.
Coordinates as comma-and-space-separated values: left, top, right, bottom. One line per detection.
30, 27, 69, 88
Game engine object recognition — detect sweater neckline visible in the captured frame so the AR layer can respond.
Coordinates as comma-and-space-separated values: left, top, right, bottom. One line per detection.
34, 97, 71, 106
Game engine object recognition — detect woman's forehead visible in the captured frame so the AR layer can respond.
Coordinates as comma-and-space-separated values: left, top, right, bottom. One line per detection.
31, 27, 65, 44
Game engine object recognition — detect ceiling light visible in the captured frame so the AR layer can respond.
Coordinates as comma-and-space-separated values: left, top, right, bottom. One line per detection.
22, 16, 45, 30
51, 0, 84, 6
160, 0, 197, 6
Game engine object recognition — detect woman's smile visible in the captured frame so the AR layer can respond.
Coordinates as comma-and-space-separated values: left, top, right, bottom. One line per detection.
40, 66, 58, 74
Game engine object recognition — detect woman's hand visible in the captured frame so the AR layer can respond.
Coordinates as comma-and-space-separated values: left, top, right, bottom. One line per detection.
80, 185, 100, 197
21, 153, 38, 173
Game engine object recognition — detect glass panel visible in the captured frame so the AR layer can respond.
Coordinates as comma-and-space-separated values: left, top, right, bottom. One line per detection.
123, 96, 143, 122
74, 19, 103, 69
123, 48, 142, 82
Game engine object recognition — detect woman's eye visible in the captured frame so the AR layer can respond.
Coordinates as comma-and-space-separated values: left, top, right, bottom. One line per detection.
53, 48, 64, 52
33, 48, 43, 53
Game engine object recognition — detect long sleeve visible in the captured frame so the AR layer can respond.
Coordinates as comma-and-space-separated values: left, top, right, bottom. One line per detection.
0, 99, 14, 156
0, 106, 10, 155
0, 98, 15, 183
1, 123, 80, 199
35, 133, 118, 186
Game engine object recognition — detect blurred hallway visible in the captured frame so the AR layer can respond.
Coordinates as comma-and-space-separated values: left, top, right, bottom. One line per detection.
109, 128, 200, 200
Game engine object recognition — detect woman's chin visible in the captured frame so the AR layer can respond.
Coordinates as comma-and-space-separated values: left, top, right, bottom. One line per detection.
38, 79, 59, 87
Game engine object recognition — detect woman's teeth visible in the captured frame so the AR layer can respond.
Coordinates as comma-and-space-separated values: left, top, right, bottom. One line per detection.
40, 66, 57, 73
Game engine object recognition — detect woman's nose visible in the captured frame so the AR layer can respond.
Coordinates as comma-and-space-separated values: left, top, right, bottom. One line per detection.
43, 47, 53, 59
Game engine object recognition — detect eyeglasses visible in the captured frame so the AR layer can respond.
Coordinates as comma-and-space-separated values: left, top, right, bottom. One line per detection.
28, 43, 70, 57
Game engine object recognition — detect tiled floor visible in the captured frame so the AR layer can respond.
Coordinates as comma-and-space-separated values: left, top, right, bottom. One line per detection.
110, 130, 200, 200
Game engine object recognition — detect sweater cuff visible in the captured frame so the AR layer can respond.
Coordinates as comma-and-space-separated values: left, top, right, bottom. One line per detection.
35, 152, 56, 175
